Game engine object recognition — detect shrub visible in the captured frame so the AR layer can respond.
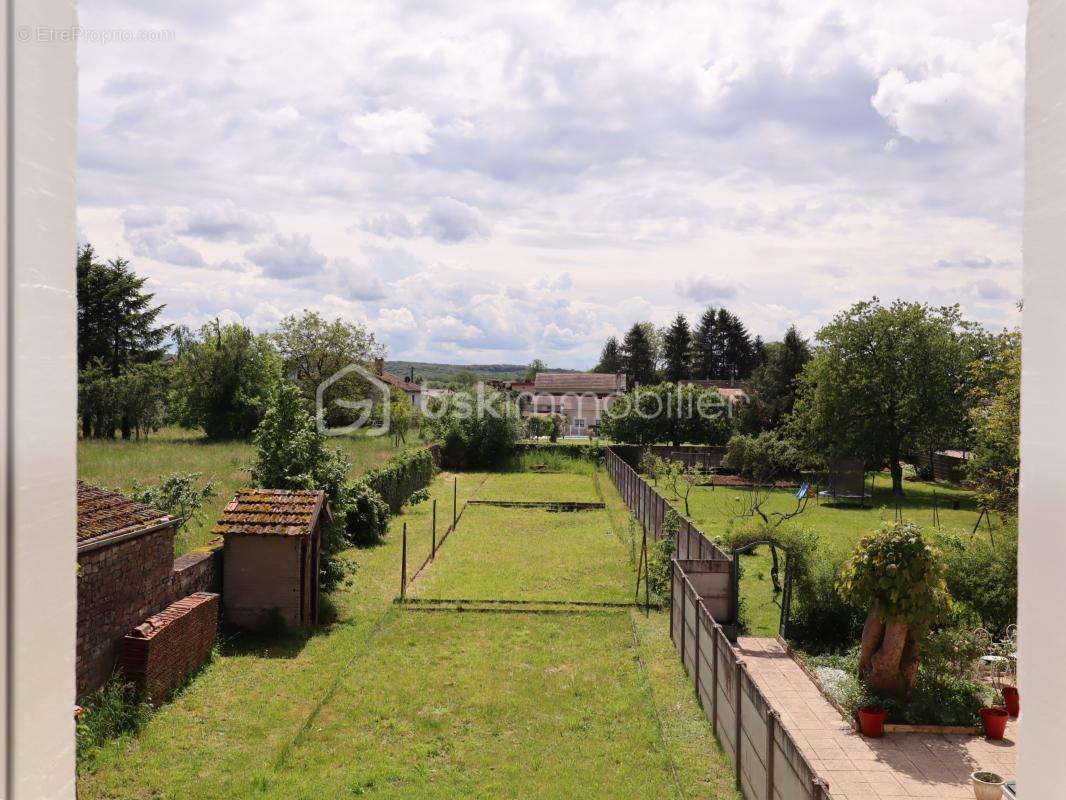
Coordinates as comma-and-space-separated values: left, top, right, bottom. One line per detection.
646, 510, 681, 599
788, 557, 866, 651
600, 383, 733, 446
939, 522, 1017, 632
76, 676, 152, 769
722, 431, 801, 481
425, 388, 522, 468
343, 481, 390, 546
364, 447, 437, 513
127, 472, 217, 538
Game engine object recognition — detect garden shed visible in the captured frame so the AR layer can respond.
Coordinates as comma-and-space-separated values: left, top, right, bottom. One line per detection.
215, 488, 329, 630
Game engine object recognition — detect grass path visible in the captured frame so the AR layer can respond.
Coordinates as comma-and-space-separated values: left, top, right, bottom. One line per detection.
79, 465, 740, 800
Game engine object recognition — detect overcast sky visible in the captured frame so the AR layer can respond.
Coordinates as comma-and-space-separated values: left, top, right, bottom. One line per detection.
77, 1, 1025, 368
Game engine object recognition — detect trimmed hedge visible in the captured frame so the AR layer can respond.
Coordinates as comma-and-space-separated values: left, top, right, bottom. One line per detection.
363, 446, 439, 513
516, 442, 606, 463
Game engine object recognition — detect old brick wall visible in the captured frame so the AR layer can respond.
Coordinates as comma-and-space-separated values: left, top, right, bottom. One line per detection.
76, 526, 222, 697
119, 592, 220, 704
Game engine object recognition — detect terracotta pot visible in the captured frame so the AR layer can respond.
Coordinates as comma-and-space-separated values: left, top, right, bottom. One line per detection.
1001, 686, 1020, 717
970, 771, 1004, 800
858, 705, 886, 738
979, 707, 1009, 740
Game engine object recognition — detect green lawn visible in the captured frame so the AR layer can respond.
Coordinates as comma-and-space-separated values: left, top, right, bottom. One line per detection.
77, 426, 420, 554
78, 466, 740, 800
665, 472, 987, 637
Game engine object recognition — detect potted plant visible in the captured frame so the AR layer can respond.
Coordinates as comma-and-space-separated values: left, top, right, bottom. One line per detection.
979, 706, 1009, 740
857, 705, 886, 738
1001, 685, 1019, 717
970, 771, 1004, 800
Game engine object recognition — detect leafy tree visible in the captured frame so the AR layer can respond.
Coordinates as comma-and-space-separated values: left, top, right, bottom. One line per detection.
272, 310, 384, 427
839, 522, 949, 697
621, 323, 657, 386
790, 299, 976, 494
966, 329, 1020, 514
170, 320, 282, 439
739, 325, 811, 431
424, 388, 522, 467
251, 383, 354, 593
600, 383, 732, 446
388, 388, 414, 446
524, 358, 547, 381
661, 313, 692, 383
127, 472, 217, 538
593, 336, 623, 374
940, 523, 1017, 632
78, 362, 169, 439
76, 244, 170, 373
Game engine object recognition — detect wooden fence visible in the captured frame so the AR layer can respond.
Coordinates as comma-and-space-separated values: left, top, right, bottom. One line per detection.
604, 445, 833, 800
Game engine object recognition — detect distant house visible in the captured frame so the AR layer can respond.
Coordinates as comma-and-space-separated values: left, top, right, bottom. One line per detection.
678, 378, 749, 406
373, 358, 425, 409
529, 372, 627, 436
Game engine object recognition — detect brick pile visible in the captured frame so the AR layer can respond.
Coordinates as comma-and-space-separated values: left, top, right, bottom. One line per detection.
119, 592, 220, 705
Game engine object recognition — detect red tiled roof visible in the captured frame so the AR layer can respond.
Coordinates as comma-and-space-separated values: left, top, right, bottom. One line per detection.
76, 481, 174, 544
379, 370, 422, 392
214, 489, 326, 537
533, 372, 625, 393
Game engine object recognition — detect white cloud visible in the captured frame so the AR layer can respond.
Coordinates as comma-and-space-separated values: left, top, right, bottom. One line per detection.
245, 233, 327, 279
675, 276, 739, 303
338, 108, 434, 156
418, 197, 490, 244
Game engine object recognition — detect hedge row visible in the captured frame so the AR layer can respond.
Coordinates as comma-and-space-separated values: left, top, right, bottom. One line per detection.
363, 445, 440, 513
516, 442, 606, 462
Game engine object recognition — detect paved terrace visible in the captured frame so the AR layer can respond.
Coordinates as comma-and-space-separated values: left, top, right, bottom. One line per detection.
737, 637, 1017, 800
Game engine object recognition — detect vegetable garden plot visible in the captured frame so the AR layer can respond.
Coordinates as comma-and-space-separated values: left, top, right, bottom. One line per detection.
266, 610, 681, 800
407, 505, 634, 605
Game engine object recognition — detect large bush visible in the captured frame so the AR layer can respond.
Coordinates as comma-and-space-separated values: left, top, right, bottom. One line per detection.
425, 388, 522, 468
170, 321, 282, 439
788, 557, 866, 650
939, 523, 1017, 633
78, 361, 169, 440
722, 431, 802, 481
600, 382, 733, 446
343, 481, 390, 546
363, 447, 438, 513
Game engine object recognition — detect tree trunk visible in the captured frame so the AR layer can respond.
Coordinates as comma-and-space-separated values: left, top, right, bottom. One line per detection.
889, 458, 903, 495
858, 610, 919, 697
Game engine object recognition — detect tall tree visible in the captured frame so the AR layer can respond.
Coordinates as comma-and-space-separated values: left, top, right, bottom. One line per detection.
790, 299, 975, 494
691, 307, 719, 379
170, 320, 282, 439
966, 328, 1020, 514
661, 313, 692, 383
77, 244, 170, 374
715, 308, 756, 379
740, 325, 811, 431
594, 336, 623, 373
524, 358, 547, 381
621, 323, 657, 387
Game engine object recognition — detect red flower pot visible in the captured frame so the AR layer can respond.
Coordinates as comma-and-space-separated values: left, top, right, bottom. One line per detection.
858, 705, 886, 738
980, 706, 1009, 740
1001, 686, 1020, 717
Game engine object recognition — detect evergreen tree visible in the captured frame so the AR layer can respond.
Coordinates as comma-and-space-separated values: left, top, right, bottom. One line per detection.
593, 336, 623, 373
76, 244, 170, 374
740, 325, 812, 431
692, 307, 719, 379
661, 313, 692, 382
716, 308, 756, 379
621, 323, 657, 386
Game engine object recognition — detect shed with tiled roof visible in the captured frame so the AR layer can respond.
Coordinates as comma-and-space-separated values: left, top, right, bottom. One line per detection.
215, 488, 328, 630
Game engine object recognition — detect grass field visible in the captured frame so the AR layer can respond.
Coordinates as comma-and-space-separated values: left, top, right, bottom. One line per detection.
78, 466, 740, 800
77, 426, 420, 554
661, 472, 987, 637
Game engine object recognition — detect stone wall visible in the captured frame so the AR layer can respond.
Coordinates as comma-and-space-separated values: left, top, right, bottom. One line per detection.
76, 526, 221, 697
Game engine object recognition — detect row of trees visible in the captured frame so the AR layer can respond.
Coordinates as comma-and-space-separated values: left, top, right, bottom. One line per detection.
593, 307, 765, 386
77, 244, 392, 441
599, 298, 1020, 505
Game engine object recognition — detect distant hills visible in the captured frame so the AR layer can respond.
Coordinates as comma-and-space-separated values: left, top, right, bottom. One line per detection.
385, 361, 577, 386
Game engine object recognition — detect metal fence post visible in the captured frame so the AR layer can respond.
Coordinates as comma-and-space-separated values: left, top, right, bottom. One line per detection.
453, 476, 457, 529
431, 499, 437, 558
